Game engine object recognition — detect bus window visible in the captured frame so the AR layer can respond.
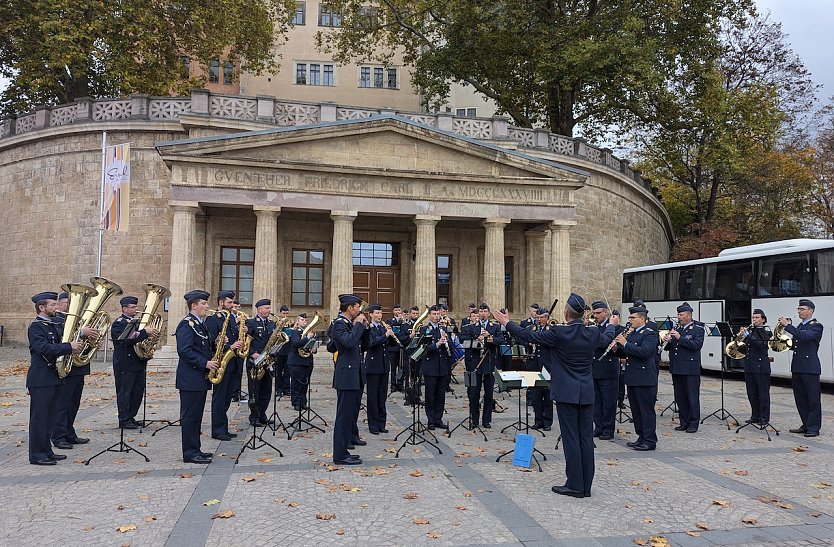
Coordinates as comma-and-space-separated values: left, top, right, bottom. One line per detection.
631, 270, 665, 301
711, 261, 755, 299
668, 266, 704, 300
757, 254, 812, 297
814, 249, 834, 295
622, 273, 635, 302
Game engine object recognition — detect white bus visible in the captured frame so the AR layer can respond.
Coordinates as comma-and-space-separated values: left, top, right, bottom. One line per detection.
622, 239, 834, 382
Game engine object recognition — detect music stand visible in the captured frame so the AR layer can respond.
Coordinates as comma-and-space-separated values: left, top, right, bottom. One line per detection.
151, 417, 180, 436
85, 424, 149, 465
701, 321, 739, 429
286, 369, 326, 440
447, 356, 489, 442
494, 371, 547, 472
137, 381, 166, 431
616, 363, 633, 424
235, 421, 283, 464
395, 334, 442, 457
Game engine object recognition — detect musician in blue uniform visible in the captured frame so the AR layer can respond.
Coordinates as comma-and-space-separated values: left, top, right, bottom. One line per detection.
420, 306, 454, 430
460, 303, 478, 327
526, 308, 554, 431
614, 304, 659, 451
496, 294, 614, 498
519, 303, 539, 329
739, 309, 772, 425
329, 294, 368, 464
288, 312, 316, 411
275, 304, 293, 397
591, 301, 621, 440
110, 296, 158, 429
387, 304, 405, 393
204, 290, 242, 441
363, 304, 392, 434
459, 305, 502, 428
245, 298, 275, 425
783, 299, 824, 437
28, 291, 81, 465
230, 299, 245, 403
175, 290, 217, 464
665, 302, 704, 433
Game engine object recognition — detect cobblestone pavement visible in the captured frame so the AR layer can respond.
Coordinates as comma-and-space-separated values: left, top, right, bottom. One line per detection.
1, 348, 833, 546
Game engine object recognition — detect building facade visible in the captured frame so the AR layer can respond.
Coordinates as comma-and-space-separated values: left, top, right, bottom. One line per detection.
0, 91, 672, 350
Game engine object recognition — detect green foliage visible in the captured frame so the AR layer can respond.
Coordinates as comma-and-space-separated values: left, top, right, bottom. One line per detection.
318, 0, 750, 137
0, 0, 296, 114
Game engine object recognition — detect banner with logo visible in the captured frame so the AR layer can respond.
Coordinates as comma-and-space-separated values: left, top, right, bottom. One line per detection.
101, 143, 130, 232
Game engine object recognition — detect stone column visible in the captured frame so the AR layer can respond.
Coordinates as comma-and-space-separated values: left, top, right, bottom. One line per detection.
483, 218, 510, 309
330, 211, 357, 313
413, 215, 441, 306
253, 206, 281, 312
549, 220, 577, 315
524, 230, 548, 307
167, 201, 200, 329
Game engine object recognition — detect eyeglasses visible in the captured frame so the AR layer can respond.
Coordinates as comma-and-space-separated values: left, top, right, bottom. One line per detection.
627, 315, 638, 320
797, 307, 810, 311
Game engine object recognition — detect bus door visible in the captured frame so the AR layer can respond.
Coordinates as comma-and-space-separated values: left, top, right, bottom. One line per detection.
698, 300, 725, 372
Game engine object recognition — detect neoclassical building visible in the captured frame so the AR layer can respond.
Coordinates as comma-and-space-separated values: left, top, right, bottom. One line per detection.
0, 91, 672, 349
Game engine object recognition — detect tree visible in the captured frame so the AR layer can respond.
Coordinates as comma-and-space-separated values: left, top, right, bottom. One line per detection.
809, 110, 834, 238
0, 0, 296, 115
318, 0, 750, 137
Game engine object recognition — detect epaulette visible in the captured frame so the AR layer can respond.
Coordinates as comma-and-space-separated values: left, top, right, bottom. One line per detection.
116, 316, 126, 322
810, 319, 818, 324
643, 327, 655, 333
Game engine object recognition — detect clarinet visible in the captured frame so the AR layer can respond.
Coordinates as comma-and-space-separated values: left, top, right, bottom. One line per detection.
598, 322, 633, 361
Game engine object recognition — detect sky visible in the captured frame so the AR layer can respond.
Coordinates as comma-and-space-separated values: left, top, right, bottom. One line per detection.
0, 1, 832, 105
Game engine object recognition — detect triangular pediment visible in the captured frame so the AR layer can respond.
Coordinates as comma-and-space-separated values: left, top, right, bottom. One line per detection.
156, 115, 587, 186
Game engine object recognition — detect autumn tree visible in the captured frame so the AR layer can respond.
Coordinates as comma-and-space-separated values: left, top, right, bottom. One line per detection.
318, 0, 750, 137
809, 111, 834, 237
0, 0, 296, 115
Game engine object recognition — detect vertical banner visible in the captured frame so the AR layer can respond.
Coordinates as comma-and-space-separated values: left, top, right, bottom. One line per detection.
101, 143, 131, 232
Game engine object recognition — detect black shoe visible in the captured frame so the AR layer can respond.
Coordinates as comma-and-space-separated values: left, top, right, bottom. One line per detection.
427, 424, 435, 430
804, 432, 819, 437
789, 427, 807, 434
352, 439, 367, 446
745, 418, 755, 424
369, 430, 380, 435
68, 437, 90, 444
483, 423, 491, 429
31, 458, 56, 466
686, 428, 697, 433
551, 485, 585, 498
599, 434, 614, 441
199, 451, 213, 458
584, 491, 591, 498
227, 432, 238, 438
53, 441, 73, 450
674, 425, 687, 431
347, 444, 356, 450
49, 453, 68, 461
334, 458, 363, 465
212, 434, 233, 441
379, 428, 389, 434
592, 431, 601, 437
543, 426, 552, 431
633, 444, 655, 451
184, 455, 212, 464
532, 423, 545, 430
293, 406, 301, 411
436, 423, 448, 431
122, 422, 139, 430
626, 441, 640, 447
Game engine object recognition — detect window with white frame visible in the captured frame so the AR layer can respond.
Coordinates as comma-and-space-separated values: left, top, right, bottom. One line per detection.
358, 65, 398, 89
295, 62, 335, 86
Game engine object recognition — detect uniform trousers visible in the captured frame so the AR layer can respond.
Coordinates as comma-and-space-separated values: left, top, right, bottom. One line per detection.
274, 355, 291, 395
467, 372, 495, 425
210, 361, 236, 437
388, 351, 403, 390
290, 364, 313, 410
744, 373, 771, 423
245, 361, 272, 423
672, 374, 701, 430
530, 386, 553, 427
117, 369, 146, 426
792, 373, 822, 434
423, 375, 447, 426
51, 375, 84, 444
179, 390, 208, 460
333, 389, 361, 461
627, 385, 658, 448
30, 384, 60, 462
593, 377, 618, 436
365, 371, 389, 432
555, 401, 595, 493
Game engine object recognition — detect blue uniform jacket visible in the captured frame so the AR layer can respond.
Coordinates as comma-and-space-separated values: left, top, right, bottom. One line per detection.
617, 326, 659, 386
741, 326, 772, 374
246, 315, 275, 355
330, 315, 366, 390
785, 319, 824, 374
287, 326, 314, 366
111, 314, 151, 372
523, 324, 551, 374
27, 318, 73, 389
364, 323, 390, 374
507, 320, 614, 405
666, 321, 705, 375
419, 324, 453, 377
458, 319, 503, 374
593, 319, 622, 379
175, 314, 214, 391
205, 310, 239, 350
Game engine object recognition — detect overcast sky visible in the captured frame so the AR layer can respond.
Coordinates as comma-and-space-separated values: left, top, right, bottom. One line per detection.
0, 1, 831, 104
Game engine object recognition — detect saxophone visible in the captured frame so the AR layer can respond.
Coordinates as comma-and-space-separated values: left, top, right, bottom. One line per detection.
207, 310, 233, 385
235, 311, 252, 358
251, 317, 290, 379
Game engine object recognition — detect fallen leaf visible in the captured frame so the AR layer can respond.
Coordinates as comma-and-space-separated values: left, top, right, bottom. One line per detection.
136, 468, 150, 475
757, 495, 779, 504
456, 505, 467, 510
712, 499, 731, 508
686, 531, 701, 537
426, 531, 442, 539
634, 539, 648, 546
624, 504, 632, 509
336, 529, 345, 535
316, 513, 336, 520
413, 517, 430, 525
258, 457, 274, 463
810, 512, 822, 518
403, 492, 418, 500
741, 516, 758, 525
116, 525, 137, 533
630, 480, 641, 487
83, 526, 94, 532
242, 476, 256, 482
179, 473, 193, 479
695, 521, 710, 530
648, 536, 669, 545
643, 518, 654, 524
144, 516, 157, 523
138, 442, 148, 448
793, 446, 808, 452
776, 502, 793, 510
811, 482, 832, 489
349, 487, 361, 493
116, 505, 126, 510
361, 503, 369, 509
288, 501, 300, 508
409, 470, 423, 477
734, 470, 749, 476
203, 499, 221, 507
463, 492, 473, 498
0, 402, 12, 407
211, 511, 235, 519
137, 495, 150, 501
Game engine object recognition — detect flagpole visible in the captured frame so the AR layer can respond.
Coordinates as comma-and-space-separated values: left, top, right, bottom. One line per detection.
97, 131, 106, 277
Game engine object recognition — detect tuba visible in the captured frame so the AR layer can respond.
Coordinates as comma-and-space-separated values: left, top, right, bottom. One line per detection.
134, 284, 171, 360
297, 312, 322, 358
207, 310, 233, 385
55, 283, 97, 378
725, 323, 753, 360
769, 319, 794, 352
72, 277, 124, 367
